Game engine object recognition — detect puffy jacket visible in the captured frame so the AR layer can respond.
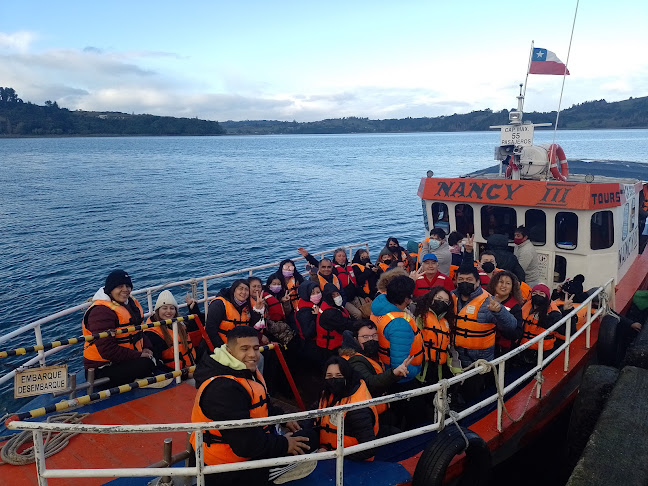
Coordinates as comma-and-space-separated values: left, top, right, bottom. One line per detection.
486, 234, 526, 283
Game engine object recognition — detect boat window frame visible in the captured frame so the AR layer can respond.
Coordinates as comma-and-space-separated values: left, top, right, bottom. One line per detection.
480, 205, 517, 241
525, 209, 547, 246
590, 210, 615, 250
555, 211, 578, 250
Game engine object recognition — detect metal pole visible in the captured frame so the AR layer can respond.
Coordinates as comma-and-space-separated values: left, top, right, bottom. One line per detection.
203, 280, 209, 320
563, 313, 572, 372
34, 324, 46, 366
33, 430, 49, 486
147, 290, 154, 318
87, 367, 96, 394
194, 430, 205, 486
161, 438, 173, 484
172, 321, 181, 384
497, 361, 506, 432
334, 412, 345, 486
536, 340, 544, 399
586, 299, 592, 349
521, 40, 534, 111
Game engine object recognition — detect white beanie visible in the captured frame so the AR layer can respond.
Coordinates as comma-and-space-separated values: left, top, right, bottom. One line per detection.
155, 290, 178, 311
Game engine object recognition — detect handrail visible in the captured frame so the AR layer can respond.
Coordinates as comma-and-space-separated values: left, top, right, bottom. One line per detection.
7, 278, 613, 485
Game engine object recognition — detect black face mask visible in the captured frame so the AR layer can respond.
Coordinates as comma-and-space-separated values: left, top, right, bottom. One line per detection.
389, 246, 398, 252
360, 257, 370, 264
324, 377, 346, 397
383, 259, 392, 265
482, 262, 495, 273
431, 300, 450, 315
457, 282, 475, 296
362, 340, 380, 358
531, 295, 548, 308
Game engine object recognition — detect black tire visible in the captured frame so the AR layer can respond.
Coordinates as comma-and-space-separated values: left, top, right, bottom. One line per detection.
565, 364, 619, 467
412, 426, 491, 486
597, 314, 621, 367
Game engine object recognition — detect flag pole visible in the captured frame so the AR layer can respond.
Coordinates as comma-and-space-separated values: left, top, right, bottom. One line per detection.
521, 40, 534, 112
552, 0, 580, 145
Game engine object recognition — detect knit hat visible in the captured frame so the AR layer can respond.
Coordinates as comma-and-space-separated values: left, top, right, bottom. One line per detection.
104, 270, 133, 295
155, 290, 178, 311
532, 283, 551, 299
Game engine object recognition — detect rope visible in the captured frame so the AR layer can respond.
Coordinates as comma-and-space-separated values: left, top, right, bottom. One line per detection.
0, 412, 89, 465
432, 378, 470, 451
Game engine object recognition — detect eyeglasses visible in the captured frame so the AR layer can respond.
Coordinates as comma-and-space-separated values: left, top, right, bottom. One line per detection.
358, 334, 378, 340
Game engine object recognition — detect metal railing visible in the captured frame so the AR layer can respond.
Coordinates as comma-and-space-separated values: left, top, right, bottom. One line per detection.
0, 243, 370, 387
7, 278, 614, 486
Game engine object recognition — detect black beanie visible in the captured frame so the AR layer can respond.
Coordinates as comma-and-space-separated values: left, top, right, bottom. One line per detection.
104, 270, 133, 295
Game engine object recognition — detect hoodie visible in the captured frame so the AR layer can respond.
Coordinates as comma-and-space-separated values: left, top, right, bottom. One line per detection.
318, 283, 352, 336
370, 293, 421, 381
295, 280, 319, 340
486, 234, 526, 283
192, 346, 289, 460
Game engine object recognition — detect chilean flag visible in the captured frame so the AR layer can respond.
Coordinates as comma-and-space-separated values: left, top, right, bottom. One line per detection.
529, 48, 570, 75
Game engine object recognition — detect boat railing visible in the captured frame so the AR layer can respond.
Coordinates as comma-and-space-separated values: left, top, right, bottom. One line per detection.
6, 278, 615, 486
0, 242, 370, 387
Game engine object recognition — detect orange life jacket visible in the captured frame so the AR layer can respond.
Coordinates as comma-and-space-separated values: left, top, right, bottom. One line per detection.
82, 298, 144, 363
520, 300, 560, 350
520, 281, 532, 300
376, 311, 424, 367
317, 380, 379, 457
334, 263, 357, 287
340, 353, 388, 415
316, 301, 348, 350
351, 263, 371, 295
144, 317, 196, 369
552, 299, 593, 340
209, 296, 251, 344
190, 371, 270, 465
643, 185, 648, 212
318, 273, 341, 291
285, 276, 300, 311
378, 262, 390, 272
420, 312, 450, 364
453, 291, 496, 349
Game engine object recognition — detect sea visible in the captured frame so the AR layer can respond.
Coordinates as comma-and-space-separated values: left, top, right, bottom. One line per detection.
1, 129, 647, 483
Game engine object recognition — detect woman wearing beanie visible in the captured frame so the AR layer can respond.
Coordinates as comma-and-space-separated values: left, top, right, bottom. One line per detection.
82, 270, 155, 386
144, 290, 197, 372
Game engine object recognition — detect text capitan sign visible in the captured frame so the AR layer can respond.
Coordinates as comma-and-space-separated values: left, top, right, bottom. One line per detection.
500, 125, 534, 146
14, 364, 68, 398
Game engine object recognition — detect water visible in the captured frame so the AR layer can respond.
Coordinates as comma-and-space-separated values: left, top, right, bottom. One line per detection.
1, 129, 647, 412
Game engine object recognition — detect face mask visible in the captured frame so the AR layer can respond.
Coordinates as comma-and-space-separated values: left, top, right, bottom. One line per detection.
383, 259, 392, 265
269, 284, 282, 294
482, 262, 495, 273
234, 298, 247, 306
531, 295, 548, 308
389, 246, 398, 252
310, 293, 322, 304
457, 282, 475, 296
324, 377, 346, 397
362, 339, 380, 358
333, 296, 344, 307
282, 269, 294, 278
428, 240, 441, 250
430, 300, 450, 315
514, 237, 524, 245
361, 257, 370, 264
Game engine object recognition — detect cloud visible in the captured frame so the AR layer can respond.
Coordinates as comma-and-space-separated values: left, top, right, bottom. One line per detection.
0, 31, 35, 52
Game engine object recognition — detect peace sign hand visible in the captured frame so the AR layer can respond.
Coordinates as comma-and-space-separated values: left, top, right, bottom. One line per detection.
563, 293, 574, 311
464, 234, 475, 253
487, 296, 501, 313
281, 290, 291, 303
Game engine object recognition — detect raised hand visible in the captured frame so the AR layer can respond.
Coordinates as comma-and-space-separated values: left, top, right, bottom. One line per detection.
297, 247, 309, 257
464, 234, 475, 253
563, 293, 574, 311
393, 356, 413, 377
487, 296, 501, 313
281, 290, 291, 303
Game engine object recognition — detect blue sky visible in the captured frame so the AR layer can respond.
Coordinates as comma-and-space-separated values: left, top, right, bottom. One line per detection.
1, 1, 646, 121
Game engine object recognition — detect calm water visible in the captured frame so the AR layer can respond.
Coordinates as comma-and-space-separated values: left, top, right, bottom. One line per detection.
1, 129, 648, 411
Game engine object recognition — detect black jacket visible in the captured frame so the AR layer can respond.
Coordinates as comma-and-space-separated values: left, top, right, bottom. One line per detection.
295, 281, 319, 340
319, 283, 352, 335
205, 289, 261, 347
486, 234, 526, 283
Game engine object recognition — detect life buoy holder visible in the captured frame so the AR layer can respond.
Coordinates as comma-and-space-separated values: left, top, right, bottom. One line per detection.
548, 143, 569, 182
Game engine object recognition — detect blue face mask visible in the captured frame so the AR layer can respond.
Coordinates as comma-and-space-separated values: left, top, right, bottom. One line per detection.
429, 240, 441, 250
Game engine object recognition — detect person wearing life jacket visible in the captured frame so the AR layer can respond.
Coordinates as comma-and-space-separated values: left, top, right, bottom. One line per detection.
460, 235, 500, 285
144, 290, 197, 372
205, 279, 262, 349
338, 320, 411, 414
412, 287, 455, 384
259, 274, 297, 347
190, 326, 313, 486
514, 226, 541, 288
316, 283, 353, 358
406, 240, 420, 271
332, 248, 365, 319
418, 228, 452, 275
351, 248, 379, 300
384, 237, 410, 272
486, 271, 524, 355
447, 231, 464, 267
412, 253, 455, 297
275, 259, 305, 313
377, 248, 394, 272
82, 270, 155, 386
316, 356, 378, 461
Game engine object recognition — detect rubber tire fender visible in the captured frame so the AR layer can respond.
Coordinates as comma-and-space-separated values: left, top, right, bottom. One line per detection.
412, 426, 491, 486
597, 314, 621, 367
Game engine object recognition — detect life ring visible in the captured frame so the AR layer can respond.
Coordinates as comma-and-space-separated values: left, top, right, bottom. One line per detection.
548, 143, 569, 182
412, 426, 491, 486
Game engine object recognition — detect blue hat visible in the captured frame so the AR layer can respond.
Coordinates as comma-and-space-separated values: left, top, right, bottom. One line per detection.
422, 254, 438, 262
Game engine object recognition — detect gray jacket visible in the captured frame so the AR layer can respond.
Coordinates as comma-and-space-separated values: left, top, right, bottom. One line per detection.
421, 239, 452, 275
514, 239, 541, 287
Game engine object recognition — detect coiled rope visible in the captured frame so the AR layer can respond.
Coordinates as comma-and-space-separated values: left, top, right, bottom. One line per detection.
0, 412, 88, 465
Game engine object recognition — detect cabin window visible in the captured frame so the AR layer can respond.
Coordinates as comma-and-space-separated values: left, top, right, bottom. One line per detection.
455, 204, 474, 236
432, 202, 450, 233
555, 212, 578, 250
525, 209, 546, 245
554, 255, 567, 282
481, 206, 517, 240
591, 211, 614, 250
422, 200, 429, 230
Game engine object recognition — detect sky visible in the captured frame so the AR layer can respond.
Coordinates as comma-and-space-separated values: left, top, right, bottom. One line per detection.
1, 1, 647, 122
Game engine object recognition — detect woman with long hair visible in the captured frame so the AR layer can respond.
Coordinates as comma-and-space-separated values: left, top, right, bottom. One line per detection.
487, 270, 524, 354
275, 259, 305, 313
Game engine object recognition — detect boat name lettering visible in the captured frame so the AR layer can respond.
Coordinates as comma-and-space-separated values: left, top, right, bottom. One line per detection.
434, 182, 523, 201
540, 186, 572, 204
591, 191, 621, 206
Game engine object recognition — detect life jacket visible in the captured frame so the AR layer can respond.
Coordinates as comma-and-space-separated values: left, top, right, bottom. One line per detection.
520, 281, 532, 300
340, 354, 388, 415
420, 312, 450, 364
496, 295, 520, 350
453, 291, 496, 350
190, 371, 270, 465
643, 185, 648, 212
397, 249, 410, 272
285, 276, 300, 311
318, 273, 341, 291
315, 301, 348, 350
334, 263, 357, 287
82, 298, 144, 363
351, 263, 371, 295
376, 311, 424, 367
294, 298, 314, 340
553, 299, 593, 340
144, 316, 196, 369
317, 380, 379, 457
417, 240, 429, 268
250, 294, 268, 319
262, 291, 286, 322
520, 300, 560, 350
413, 272, 453, 297
209, 296, 251, 344
378, 262, 390, 272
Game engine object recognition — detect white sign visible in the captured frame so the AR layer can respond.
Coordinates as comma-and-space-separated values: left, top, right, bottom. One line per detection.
500, 125, 534, 146
14, 364, 68, 398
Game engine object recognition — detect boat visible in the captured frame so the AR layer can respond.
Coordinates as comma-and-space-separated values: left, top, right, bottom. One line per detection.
1, 92, 648, 486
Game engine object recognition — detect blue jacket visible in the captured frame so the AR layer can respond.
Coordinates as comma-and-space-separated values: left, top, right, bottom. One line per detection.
371, 294, 421, 382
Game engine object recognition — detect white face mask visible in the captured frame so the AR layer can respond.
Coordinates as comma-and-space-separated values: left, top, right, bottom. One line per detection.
429, 239, 441, 250
333, 296, 343, 307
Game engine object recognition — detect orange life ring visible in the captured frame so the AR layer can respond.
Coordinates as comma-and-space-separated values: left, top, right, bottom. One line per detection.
548, 144, 569, 182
